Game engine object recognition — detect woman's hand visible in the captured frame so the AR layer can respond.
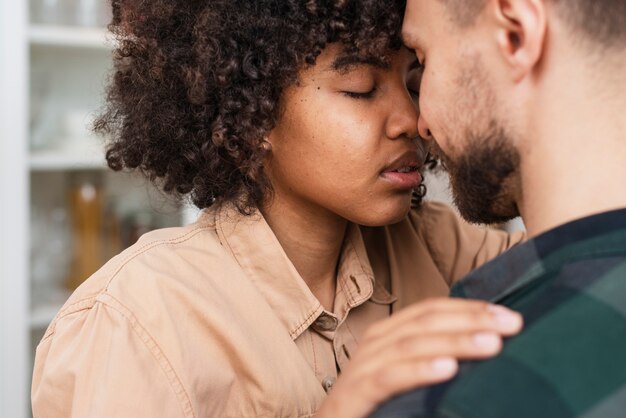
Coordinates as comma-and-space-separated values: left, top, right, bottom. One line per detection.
315, 298, 523, 418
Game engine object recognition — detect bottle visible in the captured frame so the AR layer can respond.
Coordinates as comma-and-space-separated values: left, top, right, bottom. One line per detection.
66, 171, 104, 290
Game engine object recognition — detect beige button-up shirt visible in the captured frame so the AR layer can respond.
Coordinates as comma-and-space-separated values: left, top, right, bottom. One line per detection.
32, 202, 523, 418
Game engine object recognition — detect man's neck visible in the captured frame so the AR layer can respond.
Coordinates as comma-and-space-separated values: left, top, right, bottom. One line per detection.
519, 70, 626, 237
521, 159, 626, 238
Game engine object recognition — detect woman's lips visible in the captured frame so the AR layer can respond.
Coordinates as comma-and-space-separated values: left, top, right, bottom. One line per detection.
381, 149, 425, 190
381, 169, 423, 189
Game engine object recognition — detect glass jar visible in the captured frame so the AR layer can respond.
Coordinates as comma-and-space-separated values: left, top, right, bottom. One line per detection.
31, 0, 75, 25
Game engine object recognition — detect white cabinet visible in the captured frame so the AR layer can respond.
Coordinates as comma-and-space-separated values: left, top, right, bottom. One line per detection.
1, 4, 197, 417
1, 1, 29, 417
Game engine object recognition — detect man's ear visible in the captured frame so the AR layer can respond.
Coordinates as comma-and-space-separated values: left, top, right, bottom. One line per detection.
490, 0, 547, 81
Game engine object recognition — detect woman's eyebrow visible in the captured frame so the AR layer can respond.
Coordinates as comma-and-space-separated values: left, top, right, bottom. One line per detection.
408, 59, 422, 71
330, 55, 389, 72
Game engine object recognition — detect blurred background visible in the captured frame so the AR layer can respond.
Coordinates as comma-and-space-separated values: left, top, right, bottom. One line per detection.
0, 2, 198, 416
0, 2, 524, 417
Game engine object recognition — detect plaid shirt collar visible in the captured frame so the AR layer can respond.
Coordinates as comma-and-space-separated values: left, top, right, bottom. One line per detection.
451, 208, 626, 302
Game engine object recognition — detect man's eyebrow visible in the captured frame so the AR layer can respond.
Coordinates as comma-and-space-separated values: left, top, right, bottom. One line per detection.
330, 55, 389, 72
402, 31, 425, 51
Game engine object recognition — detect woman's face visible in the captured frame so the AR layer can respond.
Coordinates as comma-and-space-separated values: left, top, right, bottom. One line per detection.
265, 44, 426, 226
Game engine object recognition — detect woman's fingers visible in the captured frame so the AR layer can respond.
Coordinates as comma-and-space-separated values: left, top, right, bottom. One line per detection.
351, 332, 507, 407
390, 331, 503, 361
404, 307, 522, 336
357, 331, 504, 383
371, 357, 459, 399
361, 301, 523, 356
317, 299, 525, 418
365, 298, 521, 340
382, 307, 522, 346
365, 307, 522, 352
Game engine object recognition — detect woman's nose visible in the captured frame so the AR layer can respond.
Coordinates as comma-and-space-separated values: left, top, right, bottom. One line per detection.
386, 95, 420, 140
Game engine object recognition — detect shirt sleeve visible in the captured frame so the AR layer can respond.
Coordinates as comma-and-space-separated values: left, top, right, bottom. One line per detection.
415, 202, 526, 286
32, 298, 191, 418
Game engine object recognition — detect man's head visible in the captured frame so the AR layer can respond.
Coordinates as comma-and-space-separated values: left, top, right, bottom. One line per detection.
402, 0, 626, 224
441, 0, 626, 46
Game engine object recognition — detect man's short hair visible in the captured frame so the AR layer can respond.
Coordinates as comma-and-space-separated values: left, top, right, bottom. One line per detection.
438, 0, 486, 27
440, 0, 626, 48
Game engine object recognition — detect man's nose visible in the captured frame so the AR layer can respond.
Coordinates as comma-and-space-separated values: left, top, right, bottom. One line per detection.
418, 114, 433, 141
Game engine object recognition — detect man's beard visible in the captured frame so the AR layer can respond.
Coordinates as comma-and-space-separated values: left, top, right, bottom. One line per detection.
431, 53, 522, 225
433, 120, 521, 225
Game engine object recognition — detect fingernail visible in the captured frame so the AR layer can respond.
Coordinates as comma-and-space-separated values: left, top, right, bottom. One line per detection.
489, 305, 523, 329
431, 358, 457, 373
473, 332, 500, 350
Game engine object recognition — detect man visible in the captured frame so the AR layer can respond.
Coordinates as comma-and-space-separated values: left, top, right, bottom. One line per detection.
370, 0, 626, 417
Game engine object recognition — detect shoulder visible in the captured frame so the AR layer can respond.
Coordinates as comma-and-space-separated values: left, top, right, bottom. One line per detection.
359, 202, 473, 302
402, 201, 488, 242
385, 262, 626, 418
379, 201, 490, 243
34, 211, 256, 416
360, 201, 469, 264
43, 210, 238, 340
363, 202, 524, 287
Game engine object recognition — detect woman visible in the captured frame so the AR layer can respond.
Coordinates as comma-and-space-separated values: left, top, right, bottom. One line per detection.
32, 1, 524, 417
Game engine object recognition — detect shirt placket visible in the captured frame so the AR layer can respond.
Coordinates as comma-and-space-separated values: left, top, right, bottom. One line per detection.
308, 271, 374, 393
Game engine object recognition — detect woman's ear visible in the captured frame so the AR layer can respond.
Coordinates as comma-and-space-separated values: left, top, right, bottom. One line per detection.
491, 0, 547, 81
261, 137, 273, 152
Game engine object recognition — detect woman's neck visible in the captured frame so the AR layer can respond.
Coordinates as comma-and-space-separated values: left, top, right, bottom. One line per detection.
261, 198, 348, 312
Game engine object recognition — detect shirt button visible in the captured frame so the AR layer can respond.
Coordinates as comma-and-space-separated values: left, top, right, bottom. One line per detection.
322, 376, 336, 393
314, 314, 339, 332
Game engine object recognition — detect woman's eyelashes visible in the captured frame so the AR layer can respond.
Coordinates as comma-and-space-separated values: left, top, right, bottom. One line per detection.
414, 54, 425, 68
408, 72, 422, 101
342, 85, 420, 101
342, 88, 377, 99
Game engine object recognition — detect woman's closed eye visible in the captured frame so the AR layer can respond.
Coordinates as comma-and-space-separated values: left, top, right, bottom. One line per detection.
342, 87, 377, 99
407, 69, 422, 101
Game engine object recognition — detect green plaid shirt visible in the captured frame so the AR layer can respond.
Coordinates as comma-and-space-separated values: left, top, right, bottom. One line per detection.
371, 208, 626, 418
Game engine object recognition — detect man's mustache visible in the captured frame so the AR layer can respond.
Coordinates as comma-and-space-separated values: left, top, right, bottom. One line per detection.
426, 140, 450, 171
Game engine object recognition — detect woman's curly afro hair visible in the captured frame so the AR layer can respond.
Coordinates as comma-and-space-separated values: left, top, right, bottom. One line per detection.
96, 0, 407, 213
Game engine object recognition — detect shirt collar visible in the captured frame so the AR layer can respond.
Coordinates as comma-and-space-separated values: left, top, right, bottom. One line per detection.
210, 203, 394, 340
451, 208, 626, 302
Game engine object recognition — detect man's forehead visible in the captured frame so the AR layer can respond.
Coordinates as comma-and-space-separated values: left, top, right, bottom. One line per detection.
402, 0, 449, 49
404, 0, 438, 20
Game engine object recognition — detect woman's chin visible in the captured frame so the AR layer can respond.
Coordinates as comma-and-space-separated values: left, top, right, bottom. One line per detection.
349, 201, 412, 227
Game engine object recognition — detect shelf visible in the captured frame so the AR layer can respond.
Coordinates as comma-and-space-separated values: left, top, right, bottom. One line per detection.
29, 24, 112, 49
29, 149, 106, 171
30, 303, 64, 329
